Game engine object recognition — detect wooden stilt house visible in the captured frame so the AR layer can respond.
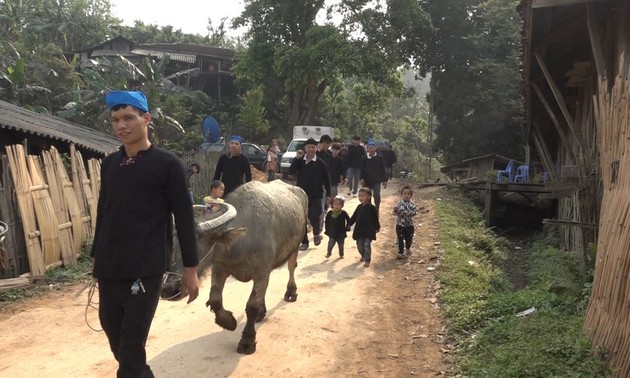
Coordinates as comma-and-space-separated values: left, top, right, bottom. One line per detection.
520, 0, 630, 374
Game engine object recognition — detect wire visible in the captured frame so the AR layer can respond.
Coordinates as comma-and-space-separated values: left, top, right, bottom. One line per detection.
83, 279, 102, 332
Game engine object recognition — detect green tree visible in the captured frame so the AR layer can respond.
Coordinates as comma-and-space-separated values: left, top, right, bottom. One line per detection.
416, 0, 523, 163
0, 56, 54, 110
238, 86, 270, 141
233, 0, 432, 130
0, 0, 40, 42
56, 54, 200, 138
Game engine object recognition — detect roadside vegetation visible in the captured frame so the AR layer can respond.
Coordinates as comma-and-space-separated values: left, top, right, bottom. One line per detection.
435, 189, 609, 376
0, 240, 93, 305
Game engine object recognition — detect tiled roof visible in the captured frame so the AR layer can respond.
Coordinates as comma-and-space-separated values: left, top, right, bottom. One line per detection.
0, 100, 119, 155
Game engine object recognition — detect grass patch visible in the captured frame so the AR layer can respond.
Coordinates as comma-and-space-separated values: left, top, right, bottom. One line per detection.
435, 191, 609, 376
0, 239, 93, 304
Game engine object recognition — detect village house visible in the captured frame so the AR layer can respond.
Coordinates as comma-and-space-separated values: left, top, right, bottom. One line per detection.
67, 36, 237, 100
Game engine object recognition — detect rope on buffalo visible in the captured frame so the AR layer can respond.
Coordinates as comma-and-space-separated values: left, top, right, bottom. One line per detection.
160, 244, 215, 300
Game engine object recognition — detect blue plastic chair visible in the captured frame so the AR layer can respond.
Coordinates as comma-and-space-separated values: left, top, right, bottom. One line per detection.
497, 160, 515, 183
514, 165, 529, 183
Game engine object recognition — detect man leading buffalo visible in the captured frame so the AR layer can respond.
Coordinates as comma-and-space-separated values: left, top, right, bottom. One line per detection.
92, 90, 200, 377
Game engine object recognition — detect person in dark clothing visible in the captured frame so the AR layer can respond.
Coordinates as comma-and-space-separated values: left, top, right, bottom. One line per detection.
360, 140, 388, 211
381, 142, 398, 180
213, 135, 252, 197
328, 143, 347, 198
93, 90, 200, 378
317, 134, 334, 230
290, 137, 331, 250
339, 145, 349, 173
347, 187, 380, 267
346, 135, 366, 196
324, 195, 350, 258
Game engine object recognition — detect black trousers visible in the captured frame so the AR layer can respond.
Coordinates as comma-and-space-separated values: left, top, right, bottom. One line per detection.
396, 225, 414, 254
327, 238, 345, 256
98, 274, 162, 378
302, 197, 323, 245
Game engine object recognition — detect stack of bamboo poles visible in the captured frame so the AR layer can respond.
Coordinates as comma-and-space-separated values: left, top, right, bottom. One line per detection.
70, 145, 91, 238
5, 145, 46, 276
27, 155, 61, 267
43, 147, 80, 265
75, 149, 98, 232
584, 4, 630, 375
3, 144, 102, 276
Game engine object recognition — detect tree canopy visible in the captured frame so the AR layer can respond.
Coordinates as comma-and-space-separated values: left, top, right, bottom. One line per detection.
233, 0, 433, 128
416, 0, 523, 164
0, 0, 524, 171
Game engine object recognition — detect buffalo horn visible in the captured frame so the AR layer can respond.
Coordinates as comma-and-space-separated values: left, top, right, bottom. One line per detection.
195, 203, 237, 233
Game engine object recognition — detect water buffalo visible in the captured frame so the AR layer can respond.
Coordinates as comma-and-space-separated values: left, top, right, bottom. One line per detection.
162, 180, 308, 354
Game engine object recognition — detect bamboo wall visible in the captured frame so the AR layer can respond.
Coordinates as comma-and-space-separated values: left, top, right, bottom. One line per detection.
555, 78, 600, 258
531, 44, 601, 258
0, 144, 100, 278
583, 4, 630, 376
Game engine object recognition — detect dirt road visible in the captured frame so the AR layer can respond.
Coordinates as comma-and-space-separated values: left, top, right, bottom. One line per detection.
0, 184, 448, 377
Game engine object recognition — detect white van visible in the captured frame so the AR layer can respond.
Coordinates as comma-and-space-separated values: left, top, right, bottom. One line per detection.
280, 126, 335, 178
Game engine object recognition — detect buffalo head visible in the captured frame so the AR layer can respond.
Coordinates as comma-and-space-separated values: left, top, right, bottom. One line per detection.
161, 202, 246, 300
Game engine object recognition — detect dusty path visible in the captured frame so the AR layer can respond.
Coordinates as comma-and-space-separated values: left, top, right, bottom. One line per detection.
0, 183, 448, 377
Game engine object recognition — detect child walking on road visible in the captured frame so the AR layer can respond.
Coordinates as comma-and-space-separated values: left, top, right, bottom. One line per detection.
393, 185, 417, 259
348, 188, 380, 267
324, 195, 351, 258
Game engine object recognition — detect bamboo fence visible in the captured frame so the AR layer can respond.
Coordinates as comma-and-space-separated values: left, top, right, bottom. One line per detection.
584, 4, 630, 376
184, 150, 221, 202
5, 145, 46, 276
0, 144, 101, 278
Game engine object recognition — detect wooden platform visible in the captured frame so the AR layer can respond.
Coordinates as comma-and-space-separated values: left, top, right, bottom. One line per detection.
460, 181, 553, 193
417, 180, 576, 226
457, 181, 557, 226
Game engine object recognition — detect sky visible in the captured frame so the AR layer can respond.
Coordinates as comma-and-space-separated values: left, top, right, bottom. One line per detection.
109, 0, 246, 37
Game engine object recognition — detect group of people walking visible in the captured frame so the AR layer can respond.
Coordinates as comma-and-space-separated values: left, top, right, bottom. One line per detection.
288, 134, 417, 268
91, 89, 417, 377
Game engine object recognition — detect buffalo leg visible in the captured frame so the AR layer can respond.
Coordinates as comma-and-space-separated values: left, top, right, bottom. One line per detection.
238, 276, 269, 354
250, 289, 267, 323
284, 250, 298, 302
206, 267, 237, 331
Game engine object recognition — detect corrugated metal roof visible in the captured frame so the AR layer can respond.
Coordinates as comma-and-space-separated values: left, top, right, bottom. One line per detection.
90, 50, 139, 57
0, 100, 120, 155
138, 43, 234, 60
131, 49, 196, 63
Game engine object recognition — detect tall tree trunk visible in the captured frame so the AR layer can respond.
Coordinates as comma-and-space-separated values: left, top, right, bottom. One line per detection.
289, 79, 329, 126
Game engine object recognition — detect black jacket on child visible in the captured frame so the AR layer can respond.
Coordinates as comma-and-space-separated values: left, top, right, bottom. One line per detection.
348, 202, 380, 240
325, 210, 350, 239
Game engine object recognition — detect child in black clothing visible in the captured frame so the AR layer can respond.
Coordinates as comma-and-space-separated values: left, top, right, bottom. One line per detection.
347, 187, 380, 267
324, 195, 350, 258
